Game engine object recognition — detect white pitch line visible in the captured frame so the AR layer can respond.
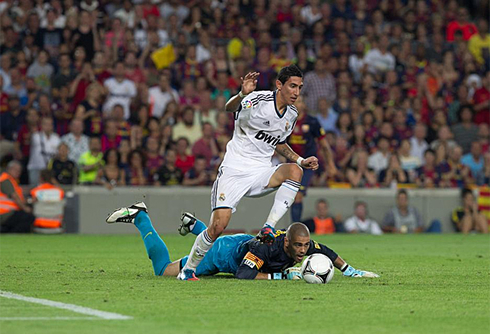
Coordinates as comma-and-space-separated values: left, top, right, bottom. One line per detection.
0, 317, 100, 321
0, 290, 132, 320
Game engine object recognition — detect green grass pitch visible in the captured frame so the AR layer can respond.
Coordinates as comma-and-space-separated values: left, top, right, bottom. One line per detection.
1, 233, 489, 334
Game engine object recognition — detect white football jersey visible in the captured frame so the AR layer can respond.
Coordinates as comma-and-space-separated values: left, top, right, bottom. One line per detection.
221, 90, 298, 171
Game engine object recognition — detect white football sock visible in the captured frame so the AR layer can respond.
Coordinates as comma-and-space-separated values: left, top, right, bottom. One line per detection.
182, 229, 213, 271
265, 179, 301, 228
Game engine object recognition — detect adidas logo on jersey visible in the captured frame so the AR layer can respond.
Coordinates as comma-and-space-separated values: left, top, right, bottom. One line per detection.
263, 120, 270, 127
255, 130, 281, 146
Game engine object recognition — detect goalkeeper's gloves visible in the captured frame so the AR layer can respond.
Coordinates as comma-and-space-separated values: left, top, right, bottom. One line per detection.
342, 265, 380, 278
257, 224, 276, 244
269, 267, 302, 280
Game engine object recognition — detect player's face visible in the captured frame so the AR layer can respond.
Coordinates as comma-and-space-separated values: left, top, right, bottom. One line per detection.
277, 76, 303, 105
285, 235, 310, 263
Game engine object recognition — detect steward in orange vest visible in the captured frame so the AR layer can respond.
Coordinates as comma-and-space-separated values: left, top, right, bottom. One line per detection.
302, 199, 338, 235
30, 169, 65, 231
0, 161, 35, 233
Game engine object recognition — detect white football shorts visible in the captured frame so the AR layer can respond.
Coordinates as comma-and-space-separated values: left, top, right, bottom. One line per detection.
211, 164, 282, 212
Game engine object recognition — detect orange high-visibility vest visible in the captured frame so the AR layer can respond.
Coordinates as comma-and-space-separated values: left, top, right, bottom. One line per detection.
313, 217, 336, 235
0, 172, 24, 215
30, 183, 64, 229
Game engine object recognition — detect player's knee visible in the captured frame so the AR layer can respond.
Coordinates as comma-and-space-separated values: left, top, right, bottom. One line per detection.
287, 163, 303, 181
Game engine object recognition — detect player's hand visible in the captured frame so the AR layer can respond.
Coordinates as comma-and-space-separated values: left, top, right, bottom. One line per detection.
283, 267, 302, 280
240, 72, 260, 95
300, 156, 319, 170
327, 160, 337, 176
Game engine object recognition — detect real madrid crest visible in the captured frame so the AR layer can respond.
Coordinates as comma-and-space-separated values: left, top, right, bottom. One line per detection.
285, 122, 290, 131
219, 193, 226, 201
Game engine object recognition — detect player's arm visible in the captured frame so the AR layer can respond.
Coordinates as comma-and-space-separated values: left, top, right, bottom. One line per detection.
224, 72, 260, 112
275, 143, 319, 170
235, 251, 267, 280
309, 239, 380, 278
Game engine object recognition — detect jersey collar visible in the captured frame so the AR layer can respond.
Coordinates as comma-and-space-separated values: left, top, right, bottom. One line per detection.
273, 90, 287, 119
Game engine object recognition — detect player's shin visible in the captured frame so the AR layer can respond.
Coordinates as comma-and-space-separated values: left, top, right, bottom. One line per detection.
265, 179, 301, 228
182, 229, 213, 271
134, 211, 171, 276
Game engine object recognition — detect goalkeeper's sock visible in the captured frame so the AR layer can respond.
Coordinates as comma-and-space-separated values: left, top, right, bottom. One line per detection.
182, 229, 213, 272
291, 201, 303, 222
191, 218, 207, 236
134, 211, 171, 276
265, 179, 301, 228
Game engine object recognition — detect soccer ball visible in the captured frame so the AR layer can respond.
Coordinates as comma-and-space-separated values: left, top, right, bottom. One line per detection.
301, 254, 335, 284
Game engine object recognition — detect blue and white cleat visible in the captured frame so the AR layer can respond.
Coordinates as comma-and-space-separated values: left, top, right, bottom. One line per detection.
342, 265, 379, 278
106, 202, 148, 224
177, 268, 199, 281
178, 212, 197, 236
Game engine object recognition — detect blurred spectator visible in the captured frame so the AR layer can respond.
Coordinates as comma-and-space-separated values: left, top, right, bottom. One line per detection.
95, 148, 125, 189
145, 137, 164, 183
346, 150, 377, 188
154, 149, 183, 186
478, 124, 490, 153
430, 125, 457, 152
363, 34, 395, 77
27, 117, 60, 185
103, 62, 137, 120
468, 18, 490, 66
415, 149, 439, 188
451, 105, 479, 154
78, 136, 103, 185
368, 136, 390, 176
182, 155, 214, 186
451, 188, 488, 233
0, 161, 34, 233
61, 118, 89, 164
302, 199, 342, 234
75, 82, 103, 137
461, 141, 484, 177
13, 108, 39, 181
302, 59, 336, 111
379, 154, 409, 188
49, 142, 76, 185
51, 53, 75, 98
192, 122, 219, 169
174, 137, 195, 175
446, 7, 477, 42
409, 123, 429, 163
227, 26, 255, 61
26, 50, 53, 94
100, 119, 122, 152
344, 201, 383, 235
475, 152, 490, 185
382, 189, 441, 233
4, 68, 28, 106
315, 98, 338, 132
437, 145, 472, 188
72, 10, 99, 62
125, 149, 147, 186
118, 139, 131, 170
472, 71, 490, 125
172, 107, 202, 146
148, 74, 179, 119
398, 139, 421, 180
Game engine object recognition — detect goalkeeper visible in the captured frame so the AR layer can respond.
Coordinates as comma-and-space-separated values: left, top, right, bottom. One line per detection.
106, 202, 379, 280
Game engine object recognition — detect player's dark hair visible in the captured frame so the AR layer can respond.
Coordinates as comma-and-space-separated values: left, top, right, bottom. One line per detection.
277, 64, 303, 84
461, 188, 473, 199
39, 169, 53, 183
397, 189, 408, 197
317, 199, 328, 206
286, 222, 310, 240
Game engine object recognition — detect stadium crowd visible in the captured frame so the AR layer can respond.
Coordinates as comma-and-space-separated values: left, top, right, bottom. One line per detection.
0, 0, 489, 190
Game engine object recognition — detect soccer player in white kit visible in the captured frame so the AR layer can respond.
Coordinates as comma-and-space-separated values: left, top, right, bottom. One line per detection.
178, 65, 320, 281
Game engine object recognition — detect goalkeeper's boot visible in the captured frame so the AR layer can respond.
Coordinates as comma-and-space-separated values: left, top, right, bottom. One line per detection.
179, 212, 197, 236
177, 268, 199, 281
342, 265, 380, 278
106, 202, 148, 224
257, 224, 276, 244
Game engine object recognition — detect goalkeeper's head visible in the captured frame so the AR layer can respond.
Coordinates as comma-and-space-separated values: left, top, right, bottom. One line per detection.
284, 222, 310, 263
